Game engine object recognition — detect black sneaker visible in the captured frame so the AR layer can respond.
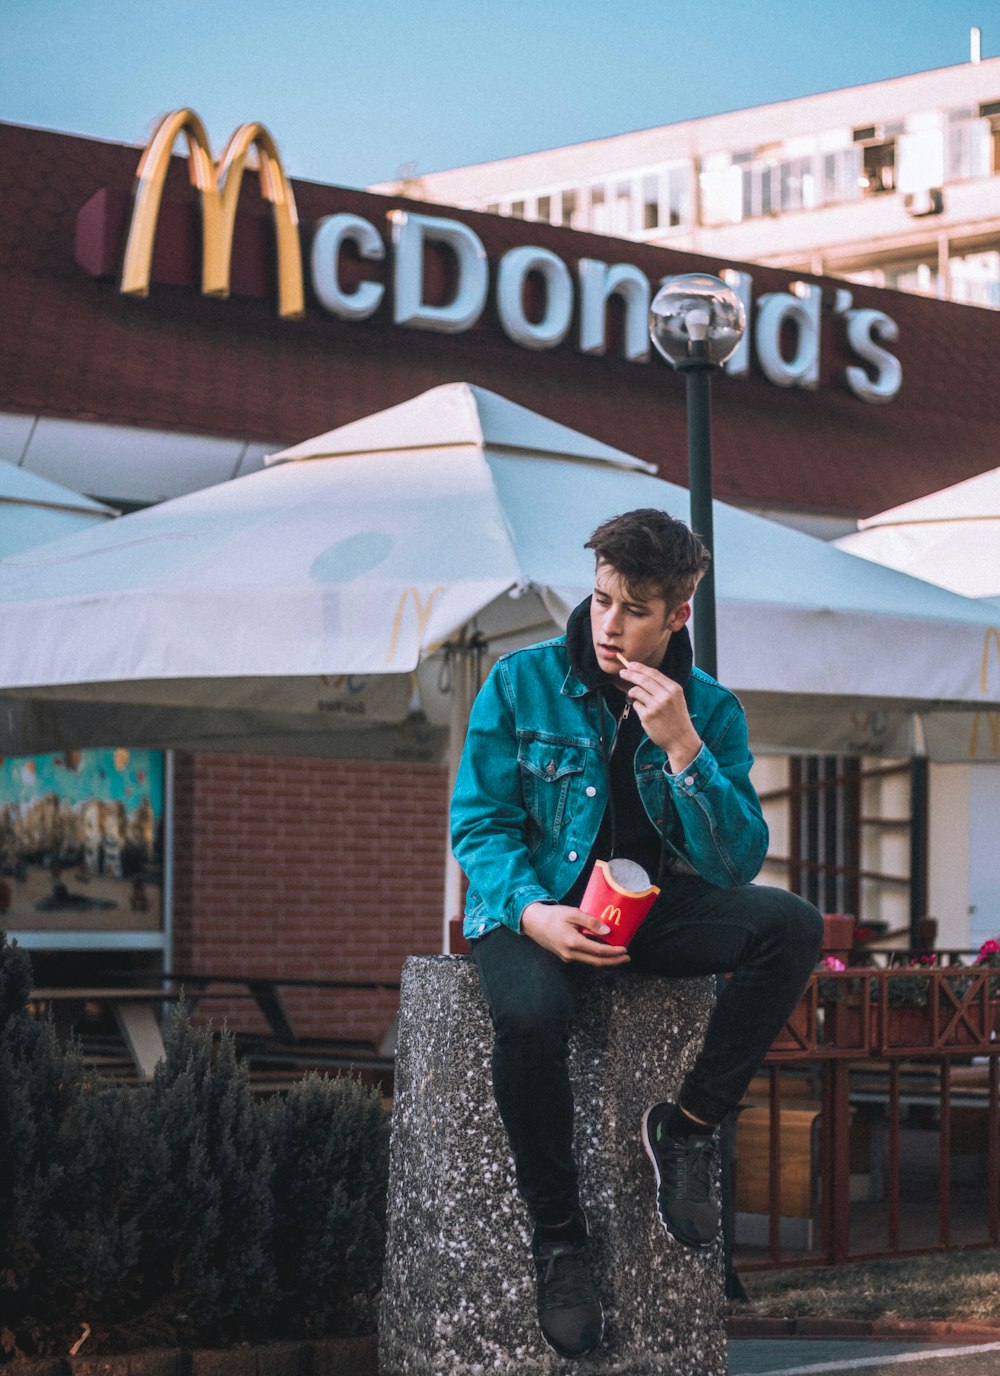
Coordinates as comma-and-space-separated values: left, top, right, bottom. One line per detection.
531, 1209, 604, 1359
641, 1102, 719, 1248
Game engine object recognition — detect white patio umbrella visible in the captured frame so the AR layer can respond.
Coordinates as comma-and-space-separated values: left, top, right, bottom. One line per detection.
2, 381, 999, 777
836, 467, 1000, 599
835, 467, 1000, 759
0, 459, 117, 557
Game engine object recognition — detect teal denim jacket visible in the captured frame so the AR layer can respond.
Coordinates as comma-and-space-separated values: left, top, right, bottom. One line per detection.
451, 629, 768, 940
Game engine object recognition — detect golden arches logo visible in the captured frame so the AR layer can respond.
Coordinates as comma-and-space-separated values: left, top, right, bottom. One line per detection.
980, 627, 1000, 693
120, 108, 305, 318
386, 586, 445, 665
968, 627, 1000, 757
600, 903, 623, 927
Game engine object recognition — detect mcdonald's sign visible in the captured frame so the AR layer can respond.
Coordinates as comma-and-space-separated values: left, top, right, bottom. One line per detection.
386, 586, 445, 665
89, 108, 902, 398
119, 108, 305, 319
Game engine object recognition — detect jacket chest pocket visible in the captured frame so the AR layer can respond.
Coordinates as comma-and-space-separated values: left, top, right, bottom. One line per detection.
517, 735, 588, 840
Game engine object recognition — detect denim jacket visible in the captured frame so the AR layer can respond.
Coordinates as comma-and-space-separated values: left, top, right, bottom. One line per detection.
450, 605, 768, 940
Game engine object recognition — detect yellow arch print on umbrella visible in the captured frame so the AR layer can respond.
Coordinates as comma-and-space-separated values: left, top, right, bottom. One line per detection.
969, 627, 1000, 757
386, 587, 446, 665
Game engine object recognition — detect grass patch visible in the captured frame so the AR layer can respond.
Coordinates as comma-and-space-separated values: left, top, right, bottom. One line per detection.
732, 1250, 1000, 1324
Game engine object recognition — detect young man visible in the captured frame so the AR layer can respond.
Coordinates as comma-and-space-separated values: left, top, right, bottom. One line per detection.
450, 508, 823, 1360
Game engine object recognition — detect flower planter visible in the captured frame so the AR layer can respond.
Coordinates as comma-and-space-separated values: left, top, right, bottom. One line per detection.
822, 998, 999, 1054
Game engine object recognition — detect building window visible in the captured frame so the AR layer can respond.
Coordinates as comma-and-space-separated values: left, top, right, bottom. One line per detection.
558, 189, 578, 228
884, 261, 940, 298
854, 125, 899, 195
862, 141, 895, 193
509, 200, 525, 219
977, 100, 1000, 173
639, 167, 691, 230
946, 109, 987, 181
779, 155, 814, 211
949, 249, 1000, 309
536, 195, 552, 223
819, 146, 861, 205
737, 153, 777, 218
609, 180, 632, 234
643, 174, 659, 229
665, 165, 690, 227
757, 756, 927, 939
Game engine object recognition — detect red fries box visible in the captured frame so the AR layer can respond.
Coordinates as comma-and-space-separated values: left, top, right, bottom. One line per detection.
579, 857, 660, 946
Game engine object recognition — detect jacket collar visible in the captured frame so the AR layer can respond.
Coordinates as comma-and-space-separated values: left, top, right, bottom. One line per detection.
562, 594, 694, 698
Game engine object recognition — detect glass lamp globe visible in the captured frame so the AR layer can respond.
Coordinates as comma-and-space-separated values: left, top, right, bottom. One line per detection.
649, 273, 746, 368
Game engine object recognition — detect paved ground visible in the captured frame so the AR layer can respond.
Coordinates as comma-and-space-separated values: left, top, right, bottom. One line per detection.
728, 1336, 1000, 1375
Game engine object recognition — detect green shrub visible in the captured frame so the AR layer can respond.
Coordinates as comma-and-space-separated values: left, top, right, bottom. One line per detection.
267, 1073, 390, 1337
0, 934, 85, 1355
126, 1005, 280, 1347
0, 934, 391, 1357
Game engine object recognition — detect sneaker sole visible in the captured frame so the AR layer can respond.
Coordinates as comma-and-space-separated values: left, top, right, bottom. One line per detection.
538, 1313, 605, 1361
641, 1105, 714, 1250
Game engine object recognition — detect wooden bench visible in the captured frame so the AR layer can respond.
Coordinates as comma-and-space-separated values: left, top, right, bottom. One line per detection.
30, 987, 180, 1080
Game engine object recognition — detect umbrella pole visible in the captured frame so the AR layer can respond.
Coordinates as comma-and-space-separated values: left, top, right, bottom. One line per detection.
442, 645, 474, 953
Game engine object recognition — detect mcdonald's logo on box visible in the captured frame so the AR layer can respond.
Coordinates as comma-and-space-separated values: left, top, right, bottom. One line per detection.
579, 858, 660, 947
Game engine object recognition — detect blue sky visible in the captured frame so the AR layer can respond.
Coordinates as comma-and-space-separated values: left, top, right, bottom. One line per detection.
2, 1, 996, 188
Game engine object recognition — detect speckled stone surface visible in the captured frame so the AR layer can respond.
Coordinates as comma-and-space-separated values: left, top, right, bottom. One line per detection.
378, 956, 725, 1375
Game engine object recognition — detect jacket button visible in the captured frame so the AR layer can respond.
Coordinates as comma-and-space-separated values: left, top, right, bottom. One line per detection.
684, 775, 696, 787
585, 786, 597, 797
568, 850, 578, 862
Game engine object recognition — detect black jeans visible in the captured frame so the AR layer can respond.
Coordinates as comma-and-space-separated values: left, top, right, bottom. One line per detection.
471, 876, 823, 1226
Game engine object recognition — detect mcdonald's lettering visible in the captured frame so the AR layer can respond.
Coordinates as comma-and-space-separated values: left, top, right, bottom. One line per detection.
120, 108, 304, 318
103, 108, 902, 399
386, 586, 445, 664
601, 903, 623, 927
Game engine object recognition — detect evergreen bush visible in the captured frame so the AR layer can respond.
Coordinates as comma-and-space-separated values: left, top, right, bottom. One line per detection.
267, 1072, 390, 1337
0, 934, 391, 1358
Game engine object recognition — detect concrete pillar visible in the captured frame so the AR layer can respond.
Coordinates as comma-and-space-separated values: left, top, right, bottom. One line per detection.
379, 955, 725, 1375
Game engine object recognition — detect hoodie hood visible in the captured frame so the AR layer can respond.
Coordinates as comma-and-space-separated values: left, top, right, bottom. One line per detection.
565, 595, 694, 692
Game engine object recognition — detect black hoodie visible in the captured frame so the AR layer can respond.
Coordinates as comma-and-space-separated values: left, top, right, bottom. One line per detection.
561, 596, 694, 905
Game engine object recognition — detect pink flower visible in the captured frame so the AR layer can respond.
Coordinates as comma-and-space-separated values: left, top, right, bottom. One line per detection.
820, 955, 846, 972
980, 939, 1000, 956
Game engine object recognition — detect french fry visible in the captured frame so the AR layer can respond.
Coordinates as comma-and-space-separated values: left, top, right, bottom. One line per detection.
615, 652, 630, 669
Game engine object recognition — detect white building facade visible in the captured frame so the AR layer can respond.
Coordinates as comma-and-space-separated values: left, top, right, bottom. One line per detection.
374, 57, 1000, 312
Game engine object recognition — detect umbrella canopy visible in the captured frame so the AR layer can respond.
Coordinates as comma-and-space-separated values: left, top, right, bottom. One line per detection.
836, 467, 1000, 600
1, 383, 999, 767
0, 459, 117, 557
834, 467, 1000, 761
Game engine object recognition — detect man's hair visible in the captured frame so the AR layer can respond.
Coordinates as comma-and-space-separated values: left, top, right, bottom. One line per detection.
585, 508, 710, 607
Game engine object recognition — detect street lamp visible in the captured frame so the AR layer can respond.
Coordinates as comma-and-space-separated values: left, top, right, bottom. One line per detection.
649, 274, 746, 678
650, 273, 748, 1301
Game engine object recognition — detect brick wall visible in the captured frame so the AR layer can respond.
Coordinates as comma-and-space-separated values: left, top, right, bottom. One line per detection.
171, 751, 448, 1044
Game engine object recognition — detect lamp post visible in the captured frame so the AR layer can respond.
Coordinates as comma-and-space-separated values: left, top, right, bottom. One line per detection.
649, 274, 746, 678
650, 274, 748, 1300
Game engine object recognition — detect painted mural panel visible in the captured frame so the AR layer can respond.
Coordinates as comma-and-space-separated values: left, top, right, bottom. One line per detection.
0, 749, 164, 931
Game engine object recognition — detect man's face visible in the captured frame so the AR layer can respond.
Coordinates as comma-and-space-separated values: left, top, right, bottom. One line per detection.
589, 560, 691, 678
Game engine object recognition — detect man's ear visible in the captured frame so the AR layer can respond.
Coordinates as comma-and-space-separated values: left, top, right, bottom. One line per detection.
668, 601, 692, 631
